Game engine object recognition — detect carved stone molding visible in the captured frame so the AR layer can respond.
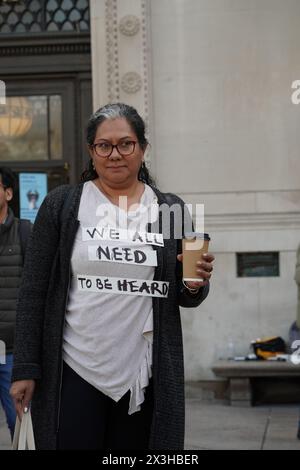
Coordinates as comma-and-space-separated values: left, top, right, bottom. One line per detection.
105, 0, 119, 102
141, 0, 149, 131
0, 42, 90, 57
121, 71, 142, 94
119, 15, 140, 36
205, 212, 300, 231
104, 1, 149, 108
94, 0, 152, 168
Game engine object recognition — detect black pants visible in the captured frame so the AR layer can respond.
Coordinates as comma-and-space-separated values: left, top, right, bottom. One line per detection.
57, 362, 154, 450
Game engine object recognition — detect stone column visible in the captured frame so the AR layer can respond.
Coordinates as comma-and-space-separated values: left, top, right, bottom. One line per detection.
89, 0, 155, 174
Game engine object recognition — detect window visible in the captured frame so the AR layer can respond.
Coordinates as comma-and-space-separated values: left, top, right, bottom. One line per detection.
0, 95, 62, 161
237, 252, 279, 277
0, 0, 90, 34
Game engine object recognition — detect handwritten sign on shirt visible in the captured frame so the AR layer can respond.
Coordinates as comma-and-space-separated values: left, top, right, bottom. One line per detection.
88, 244, 158, 266
82, 227, 164, 247
77, 275, 169, 298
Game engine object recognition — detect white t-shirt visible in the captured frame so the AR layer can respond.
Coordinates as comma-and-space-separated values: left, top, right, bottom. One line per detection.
63, 180, 162, 414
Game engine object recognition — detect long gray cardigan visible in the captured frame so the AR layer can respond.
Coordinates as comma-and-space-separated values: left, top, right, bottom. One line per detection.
12, 182, 209, 450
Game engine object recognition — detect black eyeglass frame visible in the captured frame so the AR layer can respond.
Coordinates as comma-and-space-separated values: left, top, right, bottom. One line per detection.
89, 141, 137, 158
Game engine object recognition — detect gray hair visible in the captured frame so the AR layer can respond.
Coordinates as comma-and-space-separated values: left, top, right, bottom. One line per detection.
82, 103, 156, 186
86, 103, 148, 150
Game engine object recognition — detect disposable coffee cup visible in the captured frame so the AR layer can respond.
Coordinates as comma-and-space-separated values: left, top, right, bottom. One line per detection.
182, 232, 210, 282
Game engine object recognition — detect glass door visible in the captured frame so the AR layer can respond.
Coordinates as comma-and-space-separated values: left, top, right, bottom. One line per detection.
0, 78, 77, 216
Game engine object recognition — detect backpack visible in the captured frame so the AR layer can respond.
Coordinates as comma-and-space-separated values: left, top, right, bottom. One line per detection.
251, 336, 286, 360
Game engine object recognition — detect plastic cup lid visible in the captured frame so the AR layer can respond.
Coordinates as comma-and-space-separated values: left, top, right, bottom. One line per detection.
184, 232, 210, 241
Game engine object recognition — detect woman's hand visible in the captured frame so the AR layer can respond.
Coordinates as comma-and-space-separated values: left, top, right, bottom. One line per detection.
10, 380, 36, 420
177, 252, 215, 290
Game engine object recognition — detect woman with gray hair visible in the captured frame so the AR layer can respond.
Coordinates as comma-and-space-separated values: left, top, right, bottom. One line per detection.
10, 103, 214, 450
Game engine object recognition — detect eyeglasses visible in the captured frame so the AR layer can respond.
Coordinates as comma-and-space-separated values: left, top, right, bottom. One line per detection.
90, 140, 137, 158
0, 183, 7, 190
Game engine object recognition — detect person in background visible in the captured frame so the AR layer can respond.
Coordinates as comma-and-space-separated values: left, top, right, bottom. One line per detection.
0, 167, 31, 440
294, 244, 300, 439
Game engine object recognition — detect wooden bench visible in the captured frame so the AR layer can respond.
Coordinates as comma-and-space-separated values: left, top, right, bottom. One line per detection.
212, 360, 300, 406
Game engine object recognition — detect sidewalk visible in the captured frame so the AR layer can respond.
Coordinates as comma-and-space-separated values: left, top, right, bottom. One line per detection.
185, 400, 300, 450
1, 400, 300, 450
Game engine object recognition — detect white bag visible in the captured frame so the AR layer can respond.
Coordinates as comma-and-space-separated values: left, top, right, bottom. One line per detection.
12, 410, 36, 450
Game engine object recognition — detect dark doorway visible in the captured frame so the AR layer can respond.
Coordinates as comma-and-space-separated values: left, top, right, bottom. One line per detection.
0, 0, 93, 217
